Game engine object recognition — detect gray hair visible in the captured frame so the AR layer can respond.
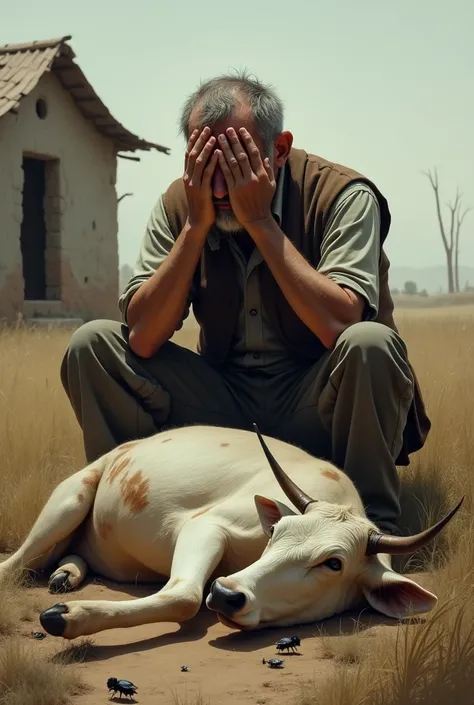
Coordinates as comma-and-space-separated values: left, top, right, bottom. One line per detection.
178, 69, 284, 156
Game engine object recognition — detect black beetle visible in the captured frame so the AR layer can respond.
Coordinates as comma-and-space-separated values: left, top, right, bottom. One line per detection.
262, 657, 285, 668
276, 635, 301, 653
107, 677, 138, 699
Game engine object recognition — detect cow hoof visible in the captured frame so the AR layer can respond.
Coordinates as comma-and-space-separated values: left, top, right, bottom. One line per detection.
48, 571, 72, 594
39, 603, 69, 637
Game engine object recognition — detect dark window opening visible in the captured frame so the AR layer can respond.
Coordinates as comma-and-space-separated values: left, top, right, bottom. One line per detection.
36, 98, 48, 119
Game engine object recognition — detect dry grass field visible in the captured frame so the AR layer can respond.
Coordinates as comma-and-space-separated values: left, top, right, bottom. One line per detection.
0, 304, 473, 704
392, 291, 474, 310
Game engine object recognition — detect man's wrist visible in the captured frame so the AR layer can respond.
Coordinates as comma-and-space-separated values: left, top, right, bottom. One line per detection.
183, 218, 210, 242
245, 214, 279, 242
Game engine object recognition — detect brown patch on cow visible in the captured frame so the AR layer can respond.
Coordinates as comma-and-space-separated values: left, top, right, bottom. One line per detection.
105, 442, 138, 485
322, 469, 340, 482
82, 468, 101, 489
107, 456, 131, 485
220, 442, 229, 447
97, 521, 112, 541
109, 442, 136, 465
161, 438, 172, 444
77, 493, 85, 503
191, 507, 212, 520
117, 440, 137, 453
120, 470, 150, 513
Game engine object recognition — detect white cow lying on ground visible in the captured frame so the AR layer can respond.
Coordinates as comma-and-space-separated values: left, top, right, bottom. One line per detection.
0, 424, 462, 640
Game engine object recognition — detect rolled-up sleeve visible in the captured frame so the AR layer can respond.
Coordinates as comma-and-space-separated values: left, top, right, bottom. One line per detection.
118, 195, 192, 329
317, 182, 381, 320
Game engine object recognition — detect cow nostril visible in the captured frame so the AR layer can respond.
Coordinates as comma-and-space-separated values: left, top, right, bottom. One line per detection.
207, 581, 247, 616
226, 590, 246, 610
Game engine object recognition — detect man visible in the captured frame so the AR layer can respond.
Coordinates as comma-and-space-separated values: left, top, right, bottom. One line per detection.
61, 71, 430, 536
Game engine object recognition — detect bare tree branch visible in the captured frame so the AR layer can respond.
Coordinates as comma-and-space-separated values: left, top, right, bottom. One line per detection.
424, 167, 471, 294
447, 187, 462, 253
423, 168, 451, 254
454, 205, 472, 292
117, 193, 133, 204
423, 167, 454, 292
457, 206, 472, 231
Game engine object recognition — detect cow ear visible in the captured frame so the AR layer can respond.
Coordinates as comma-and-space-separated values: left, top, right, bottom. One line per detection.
254, 495, 296, 536
361, 559, 438, 619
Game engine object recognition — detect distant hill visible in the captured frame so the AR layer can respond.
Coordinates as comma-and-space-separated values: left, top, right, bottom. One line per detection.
388, 266, 474, 294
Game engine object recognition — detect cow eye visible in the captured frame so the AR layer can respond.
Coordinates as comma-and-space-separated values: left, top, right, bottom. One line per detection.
324, 557, 342, 571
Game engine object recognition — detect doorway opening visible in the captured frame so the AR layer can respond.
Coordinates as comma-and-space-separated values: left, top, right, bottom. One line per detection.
20, 156, 61, 301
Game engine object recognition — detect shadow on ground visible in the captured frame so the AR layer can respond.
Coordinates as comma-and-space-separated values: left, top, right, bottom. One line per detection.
48, 595, 416, 665
207, 608, 402, 653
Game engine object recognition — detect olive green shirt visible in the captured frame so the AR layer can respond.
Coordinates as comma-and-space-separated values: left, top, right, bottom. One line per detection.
119, 165, 381, 367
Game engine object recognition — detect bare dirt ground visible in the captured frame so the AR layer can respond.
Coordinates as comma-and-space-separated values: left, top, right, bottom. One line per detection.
25, 572, 434, 705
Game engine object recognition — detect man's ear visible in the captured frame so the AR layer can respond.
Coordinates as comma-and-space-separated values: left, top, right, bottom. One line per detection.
254, 494, 297, 536
361, 558, 438, 619
273, 130, 293, 168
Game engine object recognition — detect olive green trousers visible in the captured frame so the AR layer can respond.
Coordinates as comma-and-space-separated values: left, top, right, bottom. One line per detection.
60, 319, 414, 534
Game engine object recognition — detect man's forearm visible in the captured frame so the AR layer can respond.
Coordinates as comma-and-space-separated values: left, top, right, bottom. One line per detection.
247, 217, 364, 349
127, 221, 207, 357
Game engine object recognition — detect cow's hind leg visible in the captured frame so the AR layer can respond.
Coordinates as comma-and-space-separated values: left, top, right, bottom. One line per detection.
0, 459, 106, 586
48, 554, 89, 594
39, 518, 227, 639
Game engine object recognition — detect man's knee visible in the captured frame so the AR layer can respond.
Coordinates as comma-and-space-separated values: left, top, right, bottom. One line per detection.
334, 321, 413, 393
61, 320, 126, 388
336, 321, 407, 362
64, 320, 125, 360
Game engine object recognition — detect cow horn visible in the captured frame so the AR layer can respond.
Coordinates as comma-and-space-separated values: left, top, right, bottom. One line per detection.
366, 496, 465, 556
252, 423, 316, 514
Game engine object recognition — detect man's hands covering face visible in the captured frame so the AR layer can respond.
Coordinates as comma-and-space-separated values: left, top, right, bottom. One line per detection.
216, 127, 277, 230
183, 126, 219, 232
182, 124, 276, 233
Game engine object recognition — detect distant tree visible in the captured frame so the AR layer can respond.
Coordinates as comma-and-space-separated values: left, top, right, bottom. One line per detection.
423, 168, 471, 293
419, 289, 429, 297
403, 280, 418, 295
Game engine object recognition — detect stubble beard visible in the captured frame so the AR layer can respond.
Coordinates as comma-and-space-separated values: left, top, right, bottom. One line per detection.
214, 208, 246, 236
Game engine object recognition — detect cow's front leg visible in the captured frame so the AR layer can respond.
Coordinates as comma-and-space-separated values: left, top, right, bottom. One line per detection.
39, 519, 227, 639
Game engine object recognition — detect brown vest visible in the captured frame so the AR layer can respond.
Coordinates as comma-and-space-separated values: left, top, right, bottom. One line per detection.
162, 147, 431, 465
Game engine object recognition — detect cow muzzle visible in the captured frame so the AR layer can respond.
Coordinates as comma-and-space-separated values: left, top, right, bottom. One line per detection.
206, 579, 247, 618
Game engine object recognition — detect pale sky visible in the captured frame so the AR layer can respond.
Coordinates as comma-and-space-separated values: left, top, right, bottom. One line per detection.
2, 0, 473, 272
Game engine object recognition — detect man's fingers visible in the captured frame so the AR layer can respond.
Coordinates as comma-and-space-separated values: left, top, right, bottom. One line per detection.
263, 157, 275, 184
217, 149, 235, 188
191, 136, 216, 183
185, 127, 211, 175
225, 128, 252, 180
201, 150, 219, 187
186, 128, 200, 152
239, 128, 265, 173
218, 133, 243, 182
184, 128, 199, 172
